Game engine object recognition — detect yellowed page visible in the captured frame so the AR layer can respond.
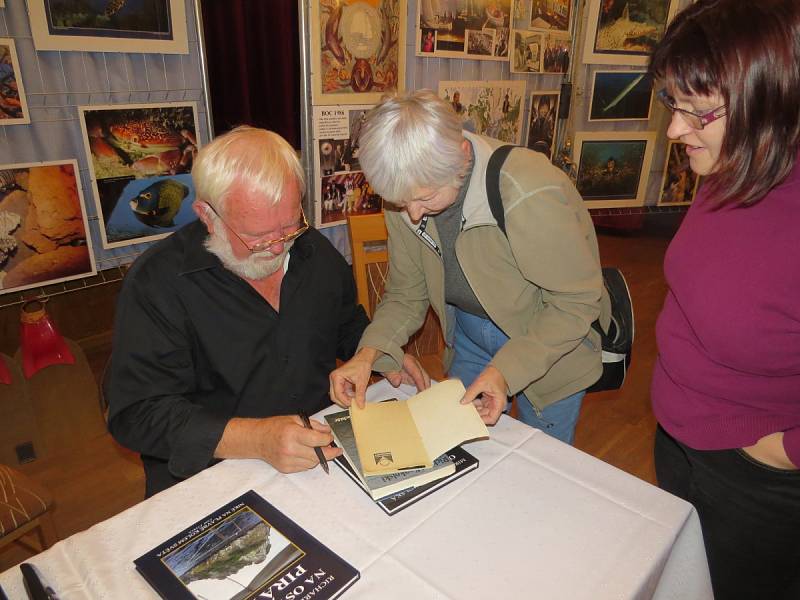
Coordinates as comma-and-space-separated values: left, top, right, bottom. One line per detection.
407, 380, 490, 460
350, 400, 432, 475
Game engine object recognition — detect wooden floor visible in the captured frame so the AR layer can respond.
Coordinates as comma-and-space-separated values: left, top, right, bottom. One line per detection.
0, 216, 676, 572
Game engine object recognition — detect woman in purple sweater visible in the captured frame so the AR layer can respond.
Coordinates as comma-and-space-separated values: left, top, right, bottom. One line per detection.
648, 1, 800, 598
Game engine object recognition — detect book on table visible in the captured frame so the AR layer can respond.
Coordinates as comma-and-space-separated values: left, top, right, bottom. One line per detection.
349, 379, 489, 476
324, 408, 457, 500
134, 490, 359, 600
335, 442, 479, 515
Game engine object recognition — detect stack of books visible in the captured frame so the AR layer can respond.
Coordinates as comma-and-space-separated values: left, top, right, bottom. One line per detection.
325, 409, 478, 515
324, 379, 487, 515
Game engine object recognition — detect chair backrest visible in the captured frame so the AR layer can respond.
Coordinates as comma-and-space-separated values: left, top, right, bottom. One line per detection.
347, 213, 444, 361
347, 213, 389, 318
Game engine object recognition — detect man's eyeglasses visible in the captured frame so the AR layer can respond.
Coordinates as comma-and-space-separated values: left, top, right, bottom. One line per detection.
657, 89, 727, 130
205, 202, 309, 254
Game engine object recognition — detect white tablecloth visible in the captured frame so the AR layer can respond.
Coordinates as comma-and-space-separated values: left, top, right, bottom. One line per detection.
0, 380, 712, 599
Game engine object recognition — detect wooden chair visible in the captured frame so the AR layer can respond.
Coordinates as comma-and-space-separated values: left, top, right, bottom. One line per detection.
0, 465, 58, 555
347, 213, 446, 380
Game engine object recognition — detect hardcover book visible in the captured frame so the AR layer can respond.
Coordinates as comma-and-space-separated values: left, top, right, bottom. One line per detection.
134, 490, 359, 600
336, 444, 480, 516
349, 379, 489, 476
325, 409, 456, 500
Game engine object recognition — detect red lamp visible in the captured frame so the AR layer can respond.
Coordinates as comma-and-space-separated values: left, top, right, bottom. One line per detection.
19, 299, 74, 379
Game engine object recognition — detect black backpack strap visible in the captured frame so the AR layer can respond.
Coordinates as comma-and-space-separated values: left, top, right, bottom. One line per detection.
485, 145, 516, 236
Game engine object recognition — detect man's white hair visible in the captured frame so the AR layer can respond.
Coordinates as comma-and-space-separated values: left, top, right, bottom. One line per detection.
192, 125, 305, 212
358, 89, 466, 205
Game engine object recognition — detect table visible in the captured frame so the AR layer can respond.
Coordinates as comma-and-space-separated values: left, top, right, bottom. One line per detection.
0, 380, 712, 599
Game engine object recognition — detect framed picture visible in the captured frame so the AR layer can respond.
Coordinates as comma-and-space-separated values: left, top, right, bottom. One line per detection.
0, 38, 30, 125
312, 104, 383, 228
588, 70, 654, 121
582, 0, 679, 66
529, 0, 572, 35
28, 0, 189, 54
541, 31, 571, 74
0, 160, 97, 295
658, 140, 701, 205
573, 131, 657, 208
311, 0, 406, 106
78, 102, 200, 249
526, 91, 560, 160
416, 0, 511, 62
511, 29, 542, 74
439, 80, 527, 145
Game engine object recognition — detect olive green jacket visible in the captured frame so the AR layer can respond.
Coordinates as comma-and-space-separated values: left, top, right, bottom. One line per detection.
359, 132, 610, 411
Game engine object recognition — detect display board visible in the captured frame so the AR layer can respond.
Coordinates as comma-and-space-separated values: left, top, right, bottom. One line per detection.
0, 0, 210, 300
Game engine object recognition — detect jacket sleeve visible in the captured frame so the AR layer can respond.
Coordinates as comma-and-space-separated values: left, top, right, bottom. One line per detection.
490, 181, 603, 395
106, 271, 229, 481
356, 210, 431, 372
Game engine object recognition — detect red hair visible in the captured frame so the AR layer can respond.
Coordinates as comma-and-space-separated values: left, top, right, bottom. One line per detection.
649, 0, 800, 206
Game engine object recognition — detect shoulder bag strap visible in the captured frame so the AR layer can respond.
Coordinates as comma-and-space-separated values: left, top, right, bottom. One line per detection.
485, 144, 516, 236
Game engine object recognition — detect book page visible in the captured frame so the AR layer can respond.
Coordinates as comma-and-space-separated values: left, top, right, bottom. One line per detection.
350, 400, 432, 475
408, 380, 490, 460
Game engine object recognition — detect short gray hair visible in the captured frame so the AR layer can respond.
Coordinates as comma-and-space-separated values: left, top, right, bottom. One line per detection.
359, 89, 466, 204
192, 126, 305, 212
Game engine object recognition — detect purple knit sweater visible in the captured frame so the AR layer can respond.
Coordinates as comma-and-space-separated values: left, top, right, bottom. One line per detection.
651, 158, 800, 466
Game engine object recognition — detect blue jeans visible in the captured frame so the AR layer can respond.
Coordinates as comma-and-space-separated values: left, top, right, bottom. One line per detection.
448, 308, 585, 444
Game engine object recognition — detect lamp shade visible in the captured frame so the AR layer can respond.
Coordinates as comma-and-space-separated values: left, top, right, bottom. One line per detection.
20, 300, 74, 379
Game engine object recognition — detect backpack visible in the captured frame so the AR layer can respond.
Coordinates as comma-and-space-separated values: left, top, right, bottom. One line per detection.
485, 145, 634, 393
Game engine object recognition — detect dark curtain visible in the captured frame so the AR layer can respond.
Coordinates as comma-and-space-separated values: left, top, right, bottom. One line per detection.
200, 0, 301, 149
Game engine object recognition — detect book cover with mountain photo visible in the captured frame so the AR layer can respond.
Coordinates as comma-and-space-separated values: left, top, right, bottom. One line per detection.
134, 490, 358, 600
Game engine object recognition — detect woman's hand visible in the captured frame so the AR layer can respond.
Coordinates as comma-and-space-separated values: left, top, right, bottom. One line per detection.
460, 365, 509, 425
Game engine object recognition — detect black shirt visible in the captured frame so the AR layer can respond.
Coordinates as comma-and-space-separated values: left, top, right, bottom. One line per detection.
106, 220, 369, 496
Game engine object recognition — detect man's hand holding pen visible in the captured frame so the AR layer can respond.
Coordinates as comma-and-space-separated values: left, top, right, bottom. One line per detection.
213, 415, 342, 474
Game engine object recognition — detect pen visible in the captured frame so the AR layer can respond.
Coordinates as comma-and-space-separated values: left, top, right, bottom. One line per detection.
20, 563, 55, 600
298, 410, 330, 474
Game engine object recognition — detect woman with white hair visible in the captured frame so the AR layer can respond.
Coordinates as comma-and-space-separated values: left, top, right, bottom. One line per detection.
330, 90, 608, 442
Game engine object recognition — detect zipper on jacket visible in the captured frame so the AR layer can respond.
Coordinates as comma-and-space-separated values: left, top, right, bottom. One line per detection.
415, 216, 442, 257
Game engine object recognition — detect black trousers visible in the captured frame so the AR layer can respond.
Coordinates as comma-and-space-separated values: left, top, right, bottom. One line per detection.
654, 425, 800, 600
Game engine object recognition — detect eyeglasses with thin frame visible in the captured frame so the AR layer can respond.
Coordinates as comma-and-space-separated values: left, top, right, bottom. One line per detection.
205, 202, 309, 254
657, 89, 727, 130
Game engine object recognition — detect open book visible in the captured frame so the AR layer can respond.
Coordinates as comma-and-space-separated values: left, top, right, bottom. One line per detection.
325, 409, 456, 500
349, 379, 489, 476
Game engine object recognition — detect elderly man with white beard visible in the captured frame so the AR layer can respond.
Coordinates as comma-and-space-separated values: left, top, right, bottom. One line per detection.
106, 126, 428, 497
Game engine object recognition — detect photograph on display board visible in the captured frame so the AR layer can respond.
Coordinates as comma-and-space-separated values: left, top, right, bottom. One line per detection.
573, 131, 657, 208
311, 0, 405, 106
529, 0, 571, 34
439, 80, 526, 145
526, 91, 559, 160
78, 102, 200, 249
28, 0, 189, 54
541, 31, 570, 74
510, 29, 542, 74
659, 140, 701, 206
466, 28, 496, 56
416, 0, 511, 61
313, 105, 383, 228
582, 0, 679, 66
0, 160, 97, 295
0, 38, 30, 125
588, 70, 654, 121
